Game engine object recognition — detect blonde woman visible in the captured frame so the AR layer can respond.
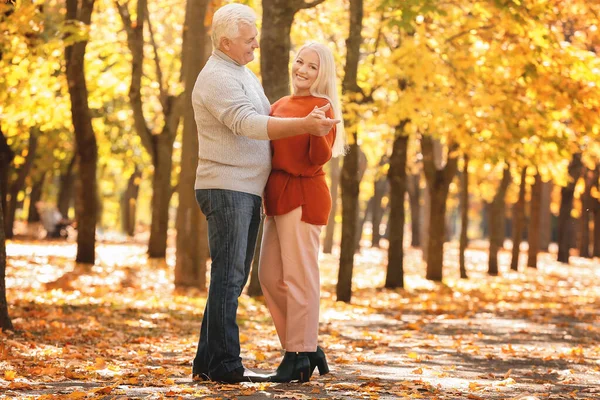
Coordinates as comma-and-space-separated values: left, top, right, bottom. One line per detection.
259, 42, 346, 383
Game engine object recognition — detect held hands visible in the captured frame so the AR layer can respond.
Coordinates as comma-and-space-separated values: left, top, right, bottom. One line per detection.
304, 103, 340, 137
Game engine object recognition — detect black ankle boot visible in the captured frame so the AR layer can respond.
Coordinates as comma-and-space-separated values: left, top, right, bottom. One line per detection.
306, 346, 329, 377
270, 352, 311, 383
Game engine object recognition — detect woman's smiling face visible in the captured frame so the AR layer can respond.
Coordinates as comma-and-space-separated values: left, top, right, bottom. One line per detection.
292, 48, 320, 96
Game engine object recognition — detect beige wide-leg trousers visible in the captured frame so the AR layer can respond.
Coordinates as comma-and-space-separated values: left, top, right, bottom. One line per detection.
259, 207, 322, 352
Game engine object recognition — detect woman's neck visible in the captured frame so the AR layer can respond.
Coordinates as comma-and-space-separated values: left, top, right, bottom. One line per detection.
292, 89, 311, 97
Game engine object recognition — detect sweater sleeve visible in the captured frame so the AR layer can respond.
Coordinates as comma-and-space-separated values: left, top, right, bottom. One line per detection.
194, 70, 270, 140
308, 107, 336, 165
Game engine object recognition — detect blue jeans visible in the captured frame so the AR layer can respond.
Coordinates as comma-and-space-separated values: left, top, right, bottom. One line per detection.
192, 189, 262, 379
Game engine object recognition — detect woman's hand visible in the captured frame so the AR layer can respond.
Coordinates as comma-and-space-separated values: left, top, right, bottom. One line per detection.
304, 104, 340, 136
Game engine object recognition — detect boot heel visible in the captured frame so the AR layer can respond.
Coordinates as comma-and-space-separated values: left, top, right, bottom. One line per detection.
272, 352, 311, 383
316, 357, 329, 375
298, 365, 311, 382
308, 347, 330, 377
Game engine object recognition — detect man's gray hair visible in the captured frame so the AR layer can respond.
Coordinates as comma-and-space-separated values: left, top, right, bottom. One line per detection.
211, 3, 257, 48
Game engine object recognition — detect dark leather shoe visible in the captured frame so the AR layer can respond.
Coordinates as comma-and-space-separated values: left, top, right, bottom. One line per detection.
212, 367, 271, 383
306, 346, 329, 377
270, 352, 311, 383
192, 371, 210, 381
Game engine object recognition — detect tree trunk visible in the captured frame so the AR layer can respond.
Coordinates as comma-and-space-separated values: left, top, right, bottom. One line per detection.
352, 149, 368, 252
174, 0, 210, 289
336, 0, 363, 303
557, 154, 583, 263
247, 218, 264, 297
338, 141, 360, 302
5, 129, 38, 238
120, 168, 141, 236
148, 131, 175, 258
446, 201, 458, 242
0, 21, 13, 330
323, 157, 340, 253
0, 130, 14, 226
66, 0, 98, 264
421, 139, 442, 262
427, 187, 448, 281
459, 155, 469, 279
593, 165, 600, 257
407, 173, 420, 247
420, 179, 430, 260
116, 0, 182, 259
578, 168, 594, 258
593, 179, 600, 257
594, 200, 600, 257
539, 181, 552, 251
481, 201, 490, 239
0, 183, 13, 331
385, 130, 408, 288
260, 0, 326, 100
260, 0, 295, 102
510, 167, 527, 271
371, 157, 388, 248
355, 197, 370, 251
58, 155, 76, 218
527, 172, 543, 268
488, 166, 511, 276
27, 171, 46, 223
421, 136, 458, 281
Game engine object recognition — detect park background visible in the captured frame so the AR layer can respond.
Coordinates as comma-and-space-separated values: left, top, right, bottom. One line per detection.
1, 0, 599, 398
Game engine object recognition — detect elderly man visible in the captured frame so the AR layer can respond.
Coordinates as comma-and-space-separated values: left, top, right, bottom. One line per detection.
191, 3, 339, 384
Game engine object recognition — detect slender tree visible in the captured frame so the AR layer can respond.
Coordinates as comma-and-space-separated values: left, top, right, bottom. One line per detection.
353, 149, 368, 252
116, 0, 183, 258
407, 173, 421, 247
174, 0, 211, 290
0, 131, 14, 223
593, 165, 600, 258
488, 166, 511, 276
371, 155, 388, 248
0, 136, 13, 331
27, 171, 46, 223
323, 158, 340, 253
57, 155, 76, 219
458, 155, 469, 279
578, 168, 594, 258
260, 0, 326, 102
120, 168, 141, 237
557, 154, 583, 263
336, 0, 363, 302
385, 123, 408, 288
421, 136, 458, 281
527, 172, 542, 268
539, 181, 552, 251
65, 0, 97, 263
510, 167, 527, 271
247, 218, 264, 297
4, 130, 37, 238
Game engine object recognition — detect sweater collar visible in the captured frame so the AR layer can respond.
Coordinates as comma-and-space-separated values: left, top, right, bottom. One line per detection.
213, 49, 243, 67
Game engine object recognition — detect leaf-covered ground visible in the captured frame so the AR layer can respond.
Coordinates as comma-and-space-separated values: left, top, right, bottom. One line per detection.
1, 236, 599, 399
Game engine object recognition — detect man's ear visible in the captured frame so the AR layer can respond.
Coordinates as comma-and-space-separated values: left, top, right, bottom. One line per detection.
221, 37, 231, 51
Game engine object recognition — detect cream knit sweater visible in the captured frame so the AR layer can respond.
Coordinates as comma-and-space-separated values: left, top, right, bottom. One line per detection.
192, 50, 271, 197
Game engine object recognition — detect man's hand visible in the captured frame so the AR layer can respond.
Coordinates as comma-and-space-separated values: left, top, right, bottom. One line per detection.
304, 104, 341, 137
266, 103, 341, 140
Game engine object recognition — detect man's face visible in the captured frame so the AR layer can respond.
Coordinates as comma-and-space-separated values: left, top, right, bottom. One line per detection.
222, 23, 259, 65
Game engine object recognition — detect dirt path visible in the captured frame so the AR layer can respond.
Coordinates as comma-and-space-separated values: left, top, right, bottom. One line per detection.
1, 239, 599, 399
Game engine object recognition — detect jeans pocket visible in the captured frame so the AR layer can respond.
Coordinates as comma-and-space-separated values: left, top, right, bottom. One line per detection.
195, 189, 212, 217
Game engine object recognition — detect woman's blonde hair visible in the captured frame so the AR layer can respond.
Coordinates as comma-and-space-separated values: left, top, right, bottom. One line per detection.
294, 43, 347, 157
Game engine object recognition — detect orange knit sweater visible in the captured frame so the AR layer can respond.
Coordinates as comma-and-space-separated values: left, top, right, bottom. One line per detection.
264, 95, 337, 225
